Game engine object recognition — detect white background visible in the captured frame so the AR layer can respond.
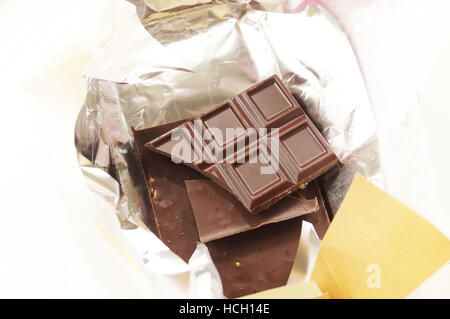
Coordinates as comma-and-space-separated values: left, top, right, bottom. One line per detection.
0, 0, 448, 298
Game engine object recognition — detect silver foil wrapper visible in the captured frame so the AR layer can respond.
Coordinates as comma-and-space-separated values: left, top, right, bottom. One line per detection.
75, 0, 382, 297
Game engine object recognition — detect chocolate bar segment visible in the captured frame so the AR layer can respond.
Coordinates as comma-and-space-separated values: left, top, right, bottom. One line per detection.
132, 123, 202, 263
185, 179, 318, 242
294, 180, 331, 240
146, 75, 338, 214
207, 219, 303, 298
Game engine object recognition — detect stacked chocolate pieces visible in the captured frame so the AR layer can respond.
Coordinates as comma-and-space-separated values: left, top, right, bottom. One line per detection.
132, 75, 338, 298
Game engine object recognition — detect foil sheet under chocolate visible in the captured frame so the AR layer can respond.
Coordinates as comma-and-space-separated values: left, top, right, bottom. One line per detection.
75, 0, 383, 298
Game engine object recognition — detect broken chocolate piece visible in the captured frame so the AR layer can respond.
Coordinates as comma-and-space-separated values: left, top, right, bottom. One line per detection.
294, 180, 330, 239
132, 122, 202, 263
207, 219, 303, 298
185, 179, 317, 242
146, 75, 338, 214
132, 121, 186, 235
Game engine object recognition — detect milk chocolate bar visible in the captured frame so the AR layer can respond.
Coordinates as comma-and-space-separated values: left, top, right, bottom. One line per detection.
146, 75, 338, 214
185, 179, 317, 243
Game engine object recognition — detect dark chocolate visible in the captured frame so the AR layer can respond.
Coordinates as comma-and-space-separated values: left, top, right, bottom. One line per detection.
133, 123, 305, 296
207, 219, 302, 298
146, 75, 338, 214
132, 123, 202, 263
132, 121, 186, 236
185, 179, 317, 243
295, 180, 330, 239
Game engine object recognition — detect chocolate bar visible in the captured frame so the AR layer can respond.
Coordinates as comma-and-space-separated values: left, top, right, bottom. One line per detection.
133, 123, 301, 298
132, 122, 202, 263
185, 179, 317, 243
294, 180, 330, 239
207, 219, 303, 298
146, 75, 338, 214
133, 123, 304, 297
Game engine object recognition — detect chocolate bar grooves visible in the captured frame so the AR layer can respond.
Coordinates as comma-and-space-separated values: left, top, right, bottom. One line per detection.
145, 75, 339, 214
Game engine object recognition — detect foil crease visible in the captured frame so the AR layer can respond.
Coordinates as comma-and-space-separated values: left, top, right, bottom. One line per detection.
75, 0, 382, 297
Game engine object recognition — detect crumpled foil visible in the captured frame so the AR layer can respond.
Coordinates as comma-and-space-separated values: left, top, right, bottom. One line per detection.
75, 0, 383, 298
